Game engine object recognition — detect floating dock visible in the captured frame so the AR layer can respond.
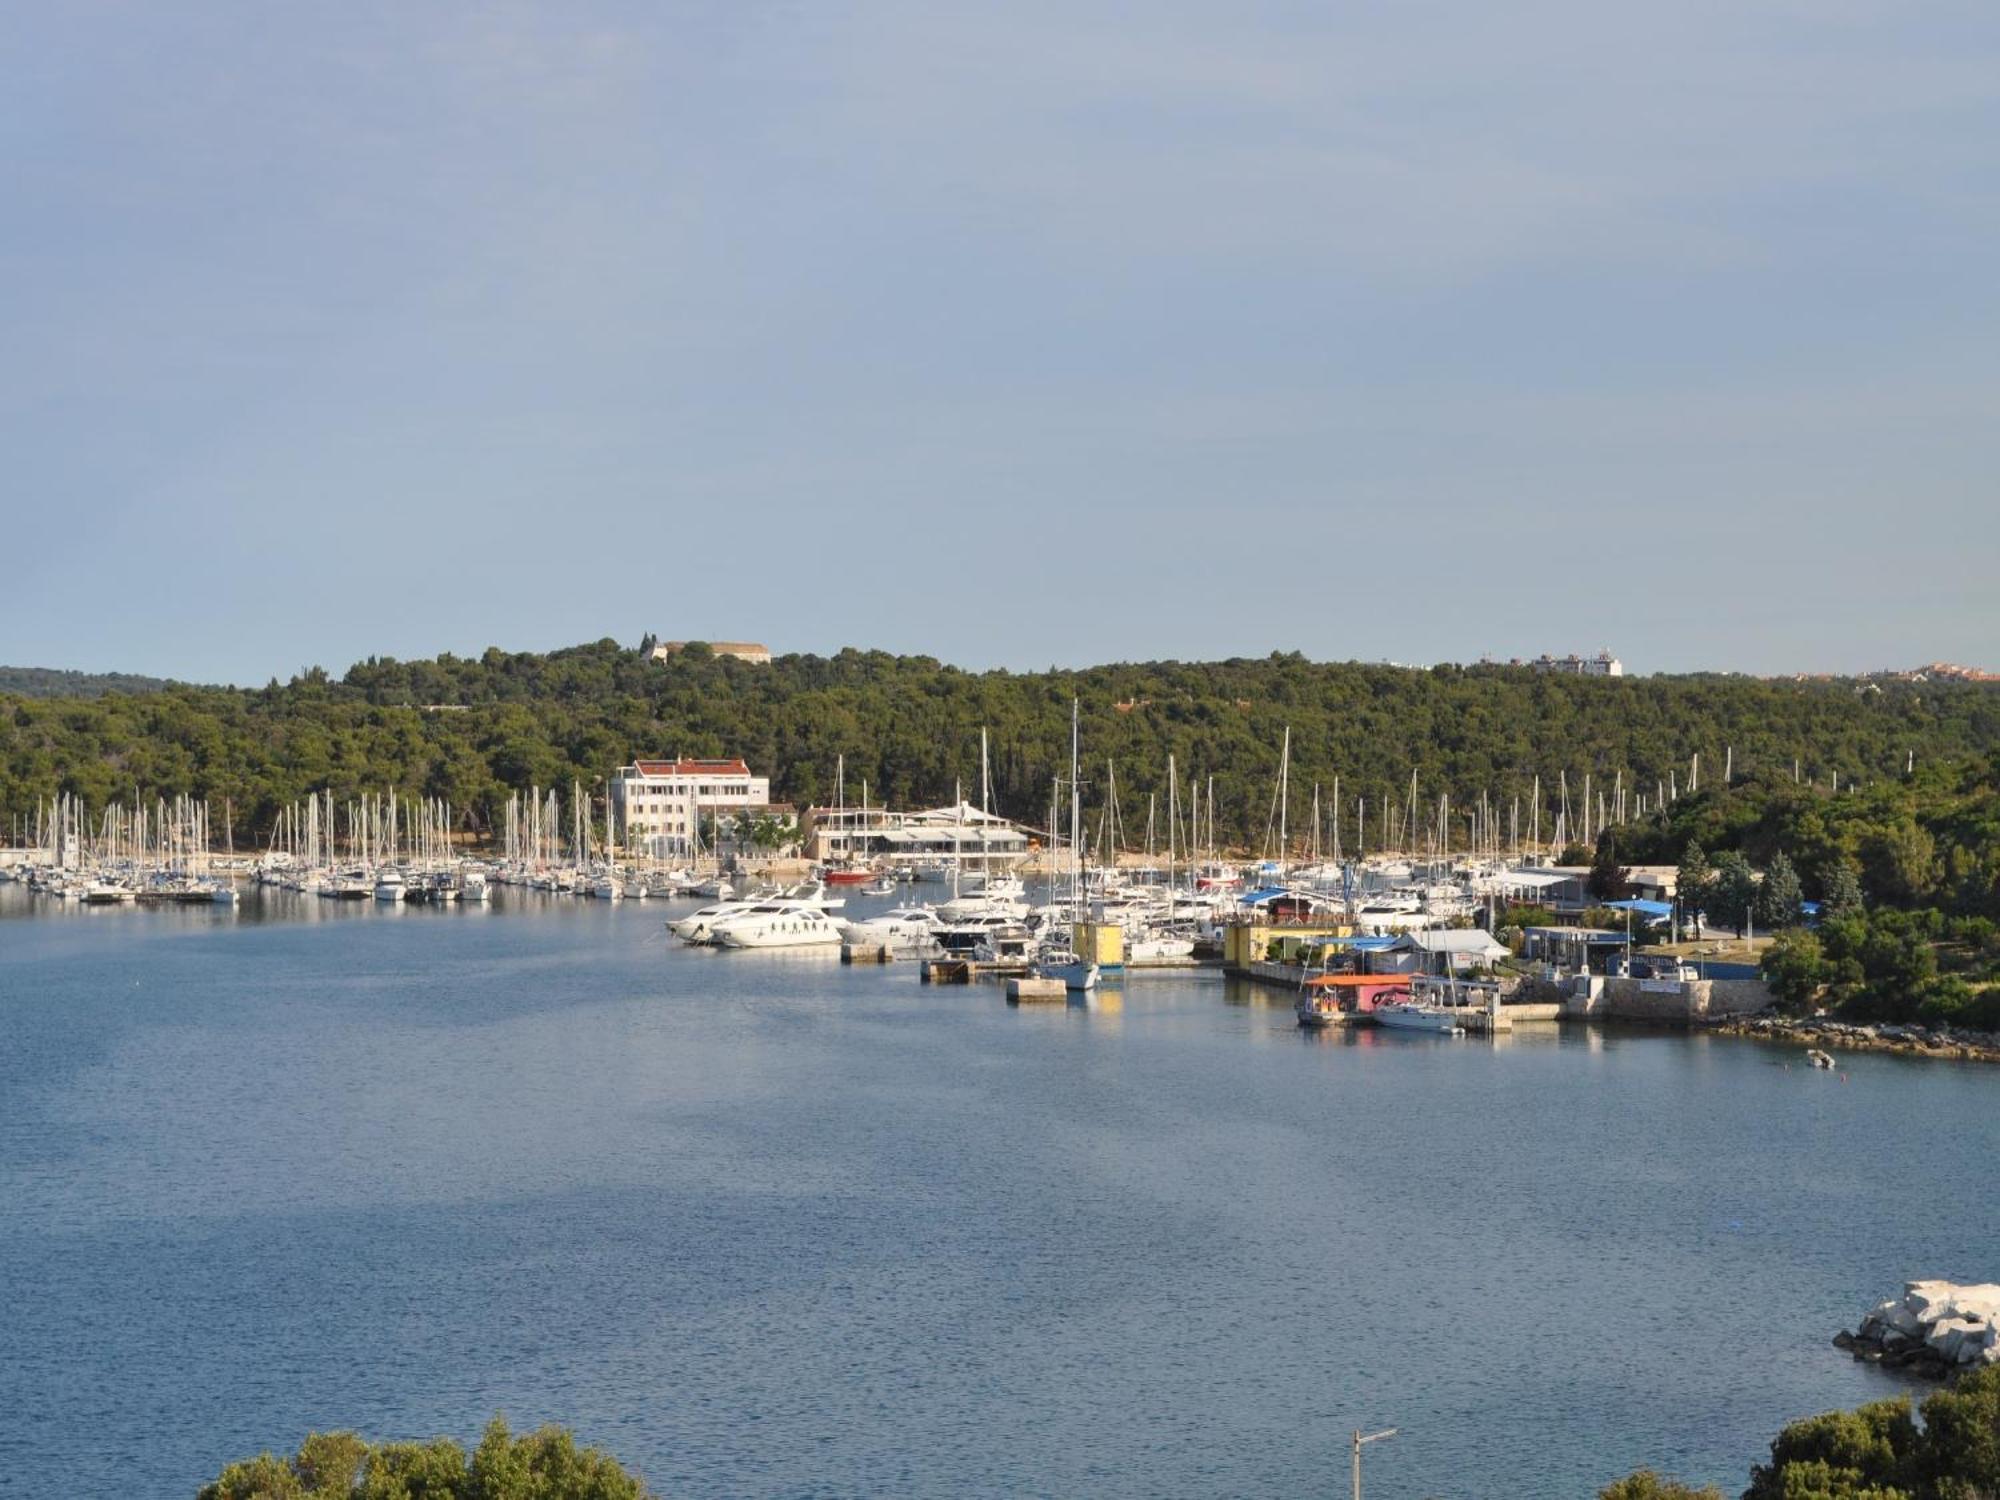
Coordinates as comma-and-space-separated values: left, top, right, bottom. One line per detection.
1007, 976, 1067, 1002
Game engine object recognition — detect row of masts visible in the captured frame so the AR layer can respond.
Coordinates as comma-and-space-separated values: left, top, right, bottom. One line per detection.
264, 790, 459, 870
9, 736, 1897, 869
18, 793, 232, 873
1057, 737, 1869, 871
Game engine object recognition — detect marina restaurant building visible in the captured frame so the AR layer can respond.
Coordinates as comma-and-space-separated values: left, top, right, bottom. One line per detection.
610, 757, 771, 857
800, 801, 1033, 872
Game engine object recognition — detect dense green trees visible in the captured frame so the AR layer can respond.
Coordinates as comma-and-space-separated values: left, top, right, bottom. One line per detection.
1760, 905, 2000, 1025
197, 1418, 652, 1499
5, 641, 1997, 864
1602, 1365, 2000, 1499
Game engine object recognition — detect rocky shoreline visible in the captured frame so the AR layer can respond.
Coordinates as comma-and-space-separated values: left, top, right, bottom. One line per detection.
1713, 1013, 2000, 1064
1836, 1282, 2000, 1378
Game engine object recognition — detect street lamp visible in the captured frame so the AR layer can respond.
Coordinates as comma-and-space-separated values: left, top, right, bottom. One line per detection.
1352, 1426, 1397, 1500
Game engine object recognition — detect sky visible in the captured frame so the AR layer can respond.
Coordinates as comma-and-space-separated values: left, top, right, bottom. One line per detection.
4, 1, 1997, 684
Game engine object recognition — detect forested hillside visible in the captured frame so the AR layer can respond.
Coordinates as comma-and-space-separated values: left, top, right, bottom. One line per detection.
4, 641, 1998, 872
0, 665, 178, 698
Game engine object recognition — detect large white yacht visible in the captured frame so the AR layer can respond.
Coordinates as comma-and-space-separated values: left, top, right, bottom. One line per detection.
670, 900, 758, 943
712, 903, 844, 948
936, 892, 1028, 923
839, 905, 944, 948
935, 910, 1026, 955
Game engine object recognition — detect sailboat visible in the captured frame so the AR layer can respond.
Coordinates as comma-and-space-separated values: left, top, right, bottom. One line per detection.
1037, 700, 1099, 993
823, 756, 877, 884
1371, 997, 1466, 1035
1372, 971, 1468, 1034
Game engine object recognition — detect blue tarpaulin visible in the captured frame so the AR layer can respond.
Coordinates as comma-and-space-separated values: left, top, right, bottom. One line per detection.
1241, 886, 1307, 906
1602, 899, 1673, 919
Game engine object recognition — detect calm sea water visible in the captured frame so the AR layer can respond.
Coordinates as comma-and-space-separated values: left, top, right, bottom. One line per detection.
2, 885, 1996, 1498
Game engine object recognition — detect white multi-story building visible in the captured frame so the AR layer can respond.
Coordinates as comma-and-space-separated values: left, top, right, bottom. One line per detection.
1526, 651, 1623, 677
610, 757, 772, 856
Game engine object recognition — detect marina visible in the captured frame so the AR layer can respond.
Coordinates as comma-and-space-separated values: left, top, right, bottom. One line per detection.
4, 879, 1995, 1499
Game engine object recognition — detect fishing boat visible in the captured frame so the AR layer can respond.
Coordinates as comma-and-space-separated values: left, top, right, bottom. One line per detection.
1295, 973, 1411, 1029
972, 923, 1039, 972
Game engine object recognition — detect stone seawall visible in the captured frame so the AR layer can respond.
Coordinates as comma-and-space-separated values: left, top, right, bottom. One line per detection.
1579, 976, 1776, 1025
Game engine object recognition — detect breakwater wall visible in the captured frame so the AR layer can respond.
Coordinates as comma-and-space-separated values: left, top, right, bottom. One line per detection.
1565, 976, 1772, 1025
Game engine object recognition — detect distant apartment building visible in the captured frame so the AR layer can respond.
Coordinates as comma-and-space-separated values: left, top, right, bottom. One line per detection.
649, 640, 772, 665
610, 757, 772, 856
1521, 651, 1624, 678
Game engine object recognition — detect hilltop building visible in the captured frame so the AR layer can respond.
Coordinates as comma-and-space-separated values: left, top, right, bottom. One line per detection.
1880, 662, 1998, 684
1521, 651, 1623, 677
649, 640, 772, 665
610, 757, 772, 856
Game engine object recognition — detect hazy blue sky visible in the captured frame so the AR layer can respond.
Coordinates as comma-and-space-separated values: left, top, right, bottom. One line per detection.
6, 2, 1996, 683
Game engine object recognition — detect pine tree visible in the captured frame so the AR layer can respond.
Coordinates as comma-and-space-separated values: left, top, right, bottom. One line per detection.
1589, 829, 1632, 900
1755, 851, 1805, 929
1821, 857, 1865, 918
1711, 852, 1758, 934
1677, 839, 1713, 926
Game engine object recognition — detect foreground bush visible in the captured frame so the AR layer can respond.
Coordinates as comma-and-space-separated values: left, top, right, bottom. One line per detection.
197, 1418, 653, 1500
1601, 1364, 2000, 1499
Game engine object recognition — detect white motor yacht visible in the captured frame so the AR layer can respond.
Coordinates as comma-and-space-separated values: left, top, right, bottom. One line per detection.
1126, 932, 1195, 962
935, 911, 1024, 955
937, 892, 1027, 923
839, 905, 944, 948
670, 900, 761, 943
712, 902, 844, 949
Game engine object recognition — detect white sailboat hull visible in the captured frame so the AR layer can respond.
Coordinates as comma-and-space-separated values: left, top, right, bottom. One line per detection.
1373, 1004, 1464, 1035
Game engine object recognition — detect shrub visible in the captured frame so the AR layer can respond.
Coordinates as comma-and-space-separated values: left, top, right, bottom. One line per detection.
1762, 929, 1828, 1011
197, 1419, 654, 1500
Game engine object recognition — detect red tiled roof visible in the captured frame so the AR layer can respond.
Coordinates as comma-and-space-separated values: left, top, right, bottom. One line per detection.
632, 758, 753, 777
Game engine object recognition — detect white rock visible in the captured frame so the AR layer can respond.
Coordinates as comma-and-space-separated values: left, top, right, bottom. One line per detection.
1940, 1285, 2000, 1323
1888, 1305, 1927, 1338
1928, 1318, 1983, 1360
1905, 1281, 1957, 1319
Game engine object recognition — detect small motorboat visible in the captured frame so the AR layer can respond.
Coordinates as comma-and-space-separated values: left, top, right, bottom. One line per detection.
1805, 1048, 1836, 1069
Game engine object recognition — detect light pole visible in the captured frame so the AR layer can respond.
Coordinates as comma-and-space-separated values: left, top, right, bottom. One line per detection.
1352, 1426, 1397, 1500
